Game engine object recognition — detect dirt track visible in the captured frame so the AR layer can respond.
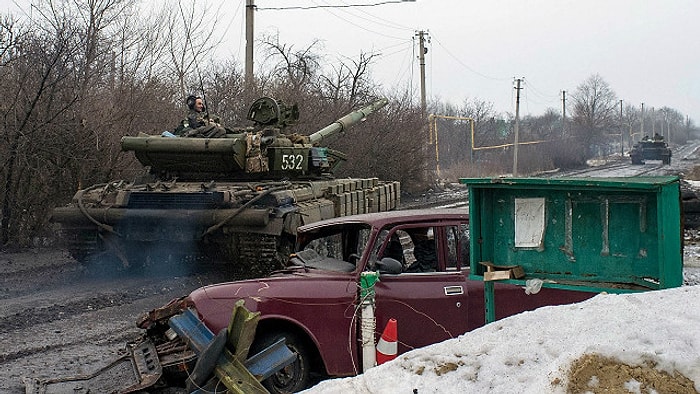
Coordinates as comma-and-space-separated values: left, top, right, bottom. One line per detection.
0, 248, 239, 393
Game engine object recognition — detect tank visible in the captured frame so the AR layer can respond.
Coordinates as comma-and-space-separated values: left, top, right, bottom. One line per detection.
51, 97, 399, 276
629, 134, 671, 165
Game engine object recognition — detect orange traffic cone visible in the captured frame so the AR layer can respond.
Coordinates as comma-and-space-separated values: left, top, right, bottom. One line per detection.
376, 318, 397, 365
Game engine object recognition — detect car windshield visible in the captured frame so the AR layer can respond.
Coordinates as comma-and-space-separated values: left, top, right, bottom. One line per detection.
295, 223, 372, 272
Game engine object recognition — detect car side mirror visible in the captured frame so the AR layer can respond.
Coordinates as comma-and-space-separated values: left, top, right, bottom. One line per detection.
376, 257, 403, 275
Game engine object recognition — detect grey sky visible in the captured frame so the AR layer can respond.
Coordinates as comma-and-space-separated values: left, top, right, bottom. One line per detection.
4, 0, 698, 122
239, 0, 699, 121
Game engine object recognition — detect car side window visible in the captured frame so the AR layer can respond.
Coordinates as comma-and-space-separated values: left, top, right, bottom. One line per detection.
356, 227, 371, 258
381, 229, 412, 265
403, 227, 437, 273
377, 227, 438, 273
446, 224, 469, 270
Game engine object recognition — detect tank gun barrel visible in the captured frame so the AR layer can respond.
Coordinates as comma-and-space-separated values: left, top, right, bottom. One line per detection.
308, 98, 388, 145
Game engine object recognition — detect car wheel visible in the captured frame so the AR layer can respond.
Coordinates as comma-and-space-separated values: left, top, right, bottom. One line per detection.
251, 331, 311, 394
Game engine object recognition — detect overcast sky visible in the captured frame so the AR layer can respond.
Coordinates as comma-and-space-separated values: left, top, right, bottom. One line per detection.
4, 1, 699, 122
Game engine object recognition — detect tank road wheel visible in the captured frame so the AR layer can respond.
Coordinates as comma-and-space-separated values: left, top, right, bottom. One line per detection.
60, 228, 129, 274
250, 331, 313, 394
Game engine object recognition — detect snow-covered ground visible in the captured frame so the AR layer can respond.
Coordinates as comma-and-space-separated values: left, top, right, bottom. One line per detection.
304, 282, 700, 394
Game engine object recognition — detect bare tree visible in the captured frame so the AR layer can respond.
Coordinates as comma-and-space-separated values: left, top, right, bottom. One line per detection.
319, 52, 379, 106
0, 17, 81, 246
201, 60, 247, 124
158, 0, 225, 99
570, 74, 618, 160
0, 0, 174, 247
260, 33, 322, 98
333, 88, 427, 191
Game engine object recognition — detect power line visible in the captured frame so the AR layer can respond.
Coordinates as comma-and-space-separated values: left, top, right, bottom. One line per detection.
292, 3, 407, 40
430, 33, 510, 82
522, 79, 559, 101
262, 0, 413, 40
523, 88, 557, 107
519, 80, 564, 115
330, 0, 416, 31
318, 39, 410, 72
376, 39, 414, 57
257, 1, 416, 11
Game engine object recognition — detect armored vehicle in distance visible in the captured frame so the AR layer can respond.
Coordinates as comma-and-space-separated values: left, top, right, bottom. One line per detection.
52, 97, 399, 276
629, 134, 671, 165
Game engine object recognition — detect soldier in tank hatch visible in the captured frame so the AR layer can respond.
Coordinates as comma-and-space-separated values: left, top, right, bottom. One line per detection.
173, 95, 226, 138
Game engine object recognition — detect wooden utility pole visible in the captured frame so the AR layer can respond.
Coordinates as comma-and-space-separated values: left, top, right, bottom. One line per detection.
245, 0, 255, 86
513, 78, 523, 176
561, 90, 566, 135
416, 30, 429, 119
415, 30, 432, 182
641, 103, 645, 138
619, 99, 624, 155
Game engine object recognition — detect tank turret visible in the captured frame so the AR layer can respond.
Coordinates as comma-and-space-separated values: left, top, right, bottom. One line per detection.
52, 97, 399, 277
120, 97, 388, 181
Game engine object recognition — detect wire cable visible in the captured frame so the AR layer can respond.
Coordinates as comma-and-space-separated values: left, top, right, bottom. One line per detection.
305, 5, 408, 40
332, 0, 416, 31
523, 78, 559, 101
258, 0, 412, 40
258, 1, 416, 11
431, 32, 511, 82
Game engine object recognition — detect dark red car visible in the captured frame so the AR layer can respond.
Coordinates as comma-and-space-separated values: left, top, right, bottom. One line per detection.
141, 209, 592, 393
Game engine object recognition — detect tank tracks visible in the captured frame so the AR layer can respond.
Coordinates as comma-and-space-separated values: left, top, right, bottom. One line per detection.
237, 233, 287, 277
202, 232, 294, 277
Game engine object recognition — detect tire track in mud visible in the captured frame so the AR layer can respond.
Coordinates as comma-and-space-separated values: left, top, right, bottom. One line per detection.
0, 250, 241, 393
0, 292, 146, 332
0, 315, 143, 364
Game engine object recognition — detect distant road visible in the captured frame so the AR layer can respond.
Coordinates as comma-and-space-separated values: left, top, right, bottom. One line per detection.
554, 140, 700, 178
401, 140, 700, 211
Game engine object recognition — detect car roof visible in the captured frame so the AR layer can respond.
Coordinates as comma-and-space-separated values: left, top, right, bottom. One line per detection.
297, 208, 469, 233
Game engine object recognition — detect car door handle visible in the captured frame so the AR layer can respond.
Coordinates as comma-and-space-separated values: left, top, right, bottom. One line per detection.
444, 285, 464, 296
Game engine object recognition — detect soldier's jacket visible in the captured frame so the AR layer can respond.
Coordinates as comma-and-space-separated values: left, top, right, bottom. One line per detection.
174, 110, 225, 138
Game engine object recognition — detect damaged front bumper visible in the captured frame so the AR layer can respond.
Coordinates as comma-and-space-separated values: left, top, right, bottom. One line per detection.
24, 339, 162, 394
24, 301, 295, 394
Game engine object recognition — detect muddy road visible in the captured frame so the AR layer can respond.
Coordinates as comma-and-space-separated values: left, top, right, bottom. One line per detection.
0, 250, 241, 393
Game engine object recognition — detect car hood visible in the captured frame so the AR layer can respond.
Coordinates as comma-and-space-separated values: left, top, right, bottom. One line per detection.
188, 271, 358, 333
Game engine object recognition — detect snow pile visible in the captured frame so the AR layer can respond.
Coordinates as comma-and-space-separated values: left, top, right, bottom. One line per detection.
685, 180, 700, 189
304, 285, 700, 394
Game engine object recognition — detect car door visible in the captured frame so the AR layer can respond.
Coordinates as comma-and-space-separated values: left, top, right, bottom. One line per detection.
372, 223, 471, 354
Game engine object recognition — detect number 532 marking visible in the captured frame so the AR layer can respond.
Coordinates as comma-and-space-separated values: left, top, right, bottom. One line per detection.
281, 154, 304, 170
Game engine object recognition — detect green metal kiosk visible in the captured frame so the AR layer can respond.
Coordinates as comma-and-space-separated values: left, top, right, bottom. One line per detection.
459, 176, 683, 323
